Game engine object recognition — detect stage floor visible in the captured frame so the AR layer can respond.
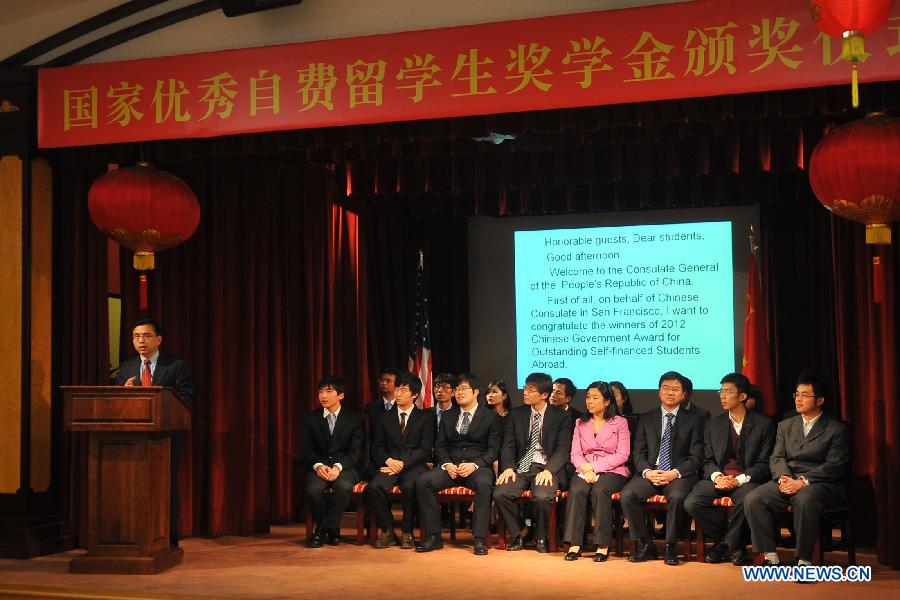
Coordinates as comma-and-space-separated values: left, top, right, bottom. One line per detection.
0, 525, 897, 600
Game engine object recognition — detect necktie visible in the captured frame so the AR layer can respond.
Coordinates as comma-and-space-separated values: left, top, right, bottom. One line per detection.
459, 412, 471, 435
327, 412, 336, 434
517, 412, 541, 473
385, 401, 393, 411
658, 412, 675, 471
436, 408, 442, 427
141, 359, 152, 386
400, 412, 407, 435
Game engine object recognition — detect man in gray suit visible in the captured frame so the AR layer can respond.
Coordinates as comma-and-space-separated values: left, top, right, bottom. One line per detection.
744, 369, 850, 566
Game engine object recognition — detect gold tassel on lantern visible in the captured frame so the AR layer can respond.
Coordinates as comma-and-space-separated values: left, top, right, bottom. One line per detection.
842, 30, 865, 108
133, 251, 156, 270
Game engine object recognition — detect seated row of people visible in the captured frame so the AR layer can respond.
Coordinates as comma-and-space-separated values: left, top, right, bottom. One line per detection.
302, 367, 848, 568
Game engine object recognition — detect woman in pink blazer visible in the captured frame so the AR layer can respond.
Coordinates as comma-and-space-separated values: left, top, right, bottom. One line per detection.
563, 381, 631, 561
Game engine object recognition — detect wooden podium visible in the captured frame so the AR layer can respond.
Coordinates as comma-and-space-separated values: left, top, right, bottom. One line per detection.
62, 386, 190, 574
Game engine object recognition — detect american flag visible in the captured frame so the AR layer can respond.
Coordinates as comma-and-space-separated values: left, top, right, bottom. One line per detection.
408, 249, 433, 408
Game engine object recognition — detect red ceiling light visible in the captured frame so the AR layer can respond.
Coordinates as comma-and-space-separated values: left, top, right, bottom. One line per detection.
809, 0, 894, 107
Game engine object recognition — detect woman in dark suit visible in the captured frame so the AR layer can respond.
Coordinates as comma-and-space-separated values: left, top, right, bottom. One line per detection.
563, 381, 631, 561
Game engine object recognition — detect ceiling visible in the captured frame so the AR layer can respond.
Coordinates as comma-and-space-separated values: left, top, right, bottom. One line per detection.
0, 0, 691, 67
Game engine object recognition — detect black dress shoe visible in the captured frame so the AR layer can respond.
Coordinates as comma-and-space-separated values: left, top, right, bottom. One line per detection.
627, 541, 658, 562
664, 543, 680, 565
473, 538, 489, 555
323, 529, 340, 546
761, 558, 779, 567
506, 535, 525, 551
307, 530, 324, 548
593, 551, 609, 562
705, 541, 731, 564
535, 538, 549, 553
415, 534, 444, 552
730, 548, 751, 566
564, 549, 581, 561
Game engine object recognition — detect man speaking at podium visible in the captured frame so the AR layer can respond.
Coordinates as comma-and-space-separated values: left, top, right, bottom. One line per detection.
116, 318, 194, 405
115, 317, 194, 546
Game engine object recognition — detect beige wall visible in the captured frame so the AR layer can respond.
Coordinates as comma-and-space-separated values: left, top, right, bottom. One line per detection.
0, 156, 23, 494
0, 156, 53, 494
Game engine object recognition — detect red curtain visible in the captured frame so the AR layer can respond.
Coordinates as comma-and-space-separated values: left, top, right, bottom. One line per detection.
53, 163, 110, 544
116, 157, 367, 536
762, 195, 900, 568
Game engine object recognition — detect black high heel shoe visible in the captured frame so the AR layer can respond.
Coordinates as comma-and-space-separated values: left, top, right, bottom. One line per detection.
564, 548, 581, 561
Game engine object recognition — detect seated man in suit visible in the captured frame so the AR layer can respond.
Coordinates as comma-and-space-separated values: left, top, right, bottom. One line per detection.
116, 317, 193, 547
620, 371, 705, 566
744, 369, 849, 566
551, 378, 583, 422
494, 372, 573, 553
367, 372, 435, 549
685, 373, 775, 565
415, 373, 501, 555
363, 368, 401, 476
302, 375, 364, 548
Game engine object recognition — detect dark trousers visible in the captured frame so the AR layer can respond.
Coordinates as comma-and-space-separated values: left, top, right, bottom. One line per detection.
493, 463, 559, 540
744, 481, 844, 561
304, 467, 358, 531
416, 466, 494, 538
684, 479, 758, 550
620, 474, 698, 544
563, 472, 629, 548
367, 466, 425, 533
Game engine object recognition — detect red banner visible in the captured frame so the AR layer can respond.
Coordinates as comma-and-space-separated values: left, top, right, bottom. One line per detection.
38, 0, 900, 148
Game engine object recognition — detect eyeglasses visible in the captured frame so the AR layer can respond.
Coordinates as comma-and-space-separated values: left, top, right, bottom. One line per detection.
792, 392, 819, 400
454, 385, 472, 393
132, 333, 157, 340
660, 385, 683, 393
434, 384, 453, 392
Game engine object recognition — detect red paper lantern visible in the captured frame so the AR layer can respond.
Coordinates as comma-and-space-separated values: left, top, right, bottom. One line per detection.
809, 113, 900, 245
809, 0, 894, 106
88, 162, 200, 308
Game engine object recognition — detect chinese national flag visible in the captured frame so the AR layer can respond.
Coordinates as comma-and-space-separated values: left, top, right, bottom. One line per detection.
741, 252, 776, 416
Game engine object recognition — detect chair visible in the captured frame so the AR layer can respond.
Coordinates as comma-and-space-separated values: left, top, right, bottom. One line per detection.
435, 486, 493, 547
366, 485, 426, 543
495, 489, 559, 552
693, 496, 734, 563
304, 481, 368, 545
640, 494, 693, 561
776, 505, 856, 565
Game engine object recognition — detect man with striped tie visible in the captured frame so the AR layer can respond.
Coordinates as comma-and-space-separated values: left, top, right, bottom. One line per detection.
494, 372, 573, 553
620, 371, 705, 565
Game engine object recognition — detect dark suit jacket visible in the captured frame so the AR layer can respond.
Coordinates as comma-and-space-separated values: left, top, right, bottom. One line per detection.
371, 406, 435, 470
770, 413, 849, 498
683, 401, 710, 423
301, 407, 364, 472
702, 410, 775, 481
434, 403, 502, 468
632, 406, 705, 478
564, 406, 583, 425
500, 404, 573, 476
115, 352, 194, 407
